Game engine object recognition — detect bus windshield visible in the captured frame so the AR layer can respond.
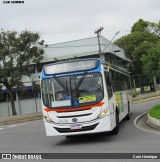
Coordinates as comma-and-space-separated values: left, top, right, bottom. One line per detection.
42, 73, 103, 108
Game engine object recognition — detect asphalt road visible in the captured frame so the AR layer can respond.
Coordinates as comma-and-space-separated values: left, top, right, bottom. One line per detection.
0, 99, 160, 161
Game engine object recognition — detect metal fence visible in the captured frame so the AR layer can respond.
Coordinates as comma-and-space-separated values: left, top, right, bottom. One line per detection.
131, 75, 160, 97
0, 91, 42, 117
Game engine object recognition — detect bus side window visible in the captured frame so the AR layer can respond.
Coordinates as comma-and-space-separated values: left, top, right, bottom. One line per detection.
109, 71, 115, 92
105, 72, 113, 99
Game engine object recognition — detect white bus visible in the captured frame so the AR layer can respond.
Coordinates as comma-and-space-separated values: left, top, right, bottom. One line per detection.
40, 58, 132, 137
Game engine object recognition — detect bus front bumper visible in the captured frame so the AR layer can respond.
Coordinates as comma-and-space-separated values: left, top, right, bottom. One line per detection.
44, 115, 112, 136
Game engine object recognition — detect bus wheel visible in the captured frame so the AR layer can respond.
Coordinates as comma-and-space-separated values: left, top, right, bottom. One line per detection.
124, 102, 130, 120
110, 111, 119, 135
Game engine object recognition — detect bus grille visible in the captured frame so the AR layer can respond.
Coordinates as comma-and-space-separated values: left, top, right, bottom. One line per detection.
54, 123, 99, 133
57, 113, 92, 118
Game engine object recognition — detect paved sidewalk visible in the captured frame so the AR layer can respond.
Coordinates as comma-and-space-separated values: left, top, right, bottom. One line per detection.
133, 96, 160, 104
0, 112, 42, 125
133, 90, 160, 102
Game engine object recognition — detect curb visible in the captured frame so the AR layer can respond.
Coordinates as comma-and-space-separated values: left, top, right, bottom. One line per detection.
0, 116, 43, 125
147, 114, 160, 130
134, 112, 160, 134
0, 113, 43, 125
133, 96, 160, 104
134, 112, 147, 129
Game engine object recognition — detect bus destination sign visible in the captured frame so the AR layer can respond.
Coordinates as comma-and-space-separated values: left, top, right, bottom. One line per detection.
44, 60, 99, 75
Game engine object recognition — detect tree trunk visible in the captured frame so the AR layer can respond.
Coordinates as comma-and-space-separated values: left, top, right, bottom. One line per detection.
153, 76, 157, 92
8, 90, 17, 115
150, 84, 154, 92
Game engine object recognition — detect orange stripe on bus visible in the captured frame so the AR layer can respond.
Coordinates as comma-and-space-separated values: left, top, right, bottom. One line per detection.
44, 102, 104, 113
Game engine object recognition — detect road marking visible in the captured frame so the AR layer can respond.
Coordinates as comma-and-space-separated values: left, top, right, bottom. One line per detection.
0, 123, 28, 130
8, 123, 27, 128
9, 125, 18, 128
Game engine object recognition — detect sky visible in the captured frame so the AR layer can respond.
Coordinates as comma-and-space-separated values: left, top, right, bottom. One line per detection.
0, 0, 160, 44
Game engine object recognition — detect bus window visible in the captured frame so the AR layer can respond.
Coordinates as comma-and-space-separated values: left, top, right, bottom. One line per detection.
109, 70, 115, 92
105, 72, 113, 99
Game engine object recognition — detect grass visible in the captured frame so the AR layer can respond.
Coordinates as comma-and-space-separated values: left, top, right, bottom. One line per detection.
148, 105, 160, 120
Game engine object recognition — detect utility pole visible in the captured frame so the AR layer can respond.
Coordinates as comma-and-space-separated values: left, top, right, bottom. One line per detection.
95, 26, 104, 60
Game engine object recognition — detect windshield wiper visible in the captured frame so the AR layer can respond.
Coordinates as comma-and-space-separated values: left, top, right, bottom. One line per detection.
75, 72, 87, 91
70, 72, 87, 107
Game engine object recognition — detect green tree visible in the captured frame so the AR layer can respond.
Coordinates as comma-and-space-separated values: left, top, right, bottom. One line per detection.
142, 42, 160, 81
142, 21, 160, 81
0, 30, 45, 115
131, 18, 149, 32
114, 19, 159, 75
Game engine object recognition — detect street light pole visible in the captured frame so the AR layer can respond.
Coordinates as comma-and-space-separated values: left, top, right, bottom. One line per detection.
95, 26, 104, 60
102, 31, 120, 54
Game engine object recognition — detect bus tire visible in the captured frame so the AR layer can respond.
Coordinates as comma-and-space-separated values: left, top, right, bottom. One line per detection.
124, 102, 130, 120
110, 111, 119, 135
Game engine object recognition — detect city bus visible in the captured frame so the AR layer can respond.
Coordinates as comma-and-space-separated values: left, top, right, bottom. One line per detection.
40, 58, 132, 137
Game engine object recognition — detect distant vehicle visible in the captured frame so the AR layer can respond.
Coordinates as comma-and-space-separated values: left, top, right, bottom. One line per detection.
40, 58, 132, 137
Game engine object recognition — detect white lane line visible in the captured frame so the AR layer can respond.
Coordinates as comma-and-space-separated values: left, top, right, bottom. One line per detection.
16, 123, 27, 126
9, 125, 18, 128
8, 123, 27, 128
0, 123, 28, 130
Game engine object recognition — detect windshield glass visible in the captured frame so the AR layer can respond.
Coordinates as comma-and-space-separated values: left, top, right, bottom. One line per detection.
42, 73, 103, 108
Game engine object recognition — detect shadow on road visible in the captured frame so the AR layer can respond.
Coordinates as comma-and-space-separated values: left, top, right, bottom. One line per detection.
50, 113, 138, 147
55, 132, 113, 146
54, 117, 134, 146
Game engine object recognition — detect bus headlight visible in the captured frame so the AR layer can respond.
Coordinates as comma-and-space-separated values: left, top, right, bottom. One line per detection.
98, 110, 108, 118
44, 116, 52, 123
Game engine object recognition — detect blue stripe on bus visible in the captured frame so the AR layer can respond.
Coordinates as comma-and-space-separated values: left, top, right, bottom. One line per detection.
41, 70, 53, 79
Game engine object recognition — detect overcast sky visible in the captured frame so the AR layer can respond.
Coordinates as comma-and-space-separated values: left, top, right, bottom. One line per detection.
0, 0, 159, 44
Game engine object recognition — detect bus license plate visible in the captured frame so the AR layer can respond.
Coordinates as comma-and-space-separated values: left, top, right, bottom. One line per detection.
70, 124, 81, 130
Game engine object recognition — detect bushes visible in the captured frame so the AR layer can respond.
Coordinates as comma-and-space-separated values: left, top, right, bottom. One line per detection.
148, 105, 160, 120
